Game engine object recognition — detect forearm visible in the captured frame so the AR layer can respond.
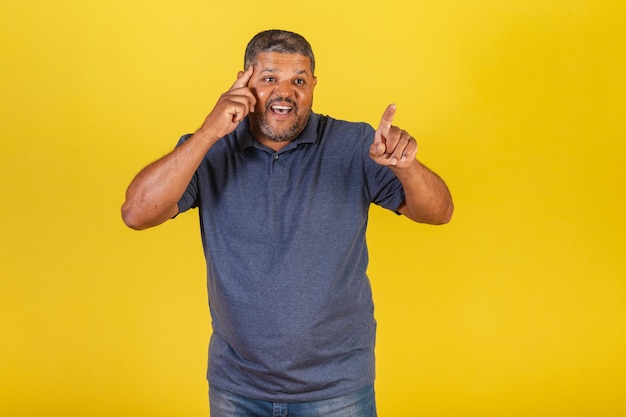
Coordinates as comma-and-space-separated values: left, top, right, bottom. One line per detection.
122, 67, 257, 230
121, 129, 217, 230
392, 159, 454, 225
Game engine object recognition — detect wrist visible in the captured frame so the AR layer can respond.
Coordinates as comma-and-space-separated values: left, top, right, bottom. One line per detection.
194, 126, 222, 147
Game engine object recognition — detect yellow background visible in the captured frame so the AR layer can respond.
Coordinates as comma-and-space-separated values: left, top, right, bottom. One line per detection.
1, 0, 625, 416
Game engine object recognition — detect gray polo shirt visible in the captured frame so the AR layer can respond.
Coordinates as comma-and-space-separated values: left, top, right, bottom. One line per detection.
177, 112, 406, 402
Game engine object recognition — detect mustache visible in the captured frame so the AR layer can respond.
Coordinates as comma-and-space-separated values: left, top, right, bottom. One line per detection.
265, 97, 298, 112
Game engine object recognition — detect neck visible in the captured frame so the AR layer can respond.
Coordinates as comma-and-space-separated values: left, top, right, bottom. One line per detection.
255, 137, 294, 152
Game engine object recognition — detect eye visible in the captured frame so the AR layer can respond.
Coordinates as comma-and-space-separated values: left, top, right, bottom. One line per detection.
263, 77, 275, 83
294, 79, 305, 86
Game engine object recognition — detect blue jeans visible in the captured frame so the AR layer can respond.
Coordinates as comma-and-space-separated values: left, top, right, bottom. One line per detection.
209, 384, 377, 417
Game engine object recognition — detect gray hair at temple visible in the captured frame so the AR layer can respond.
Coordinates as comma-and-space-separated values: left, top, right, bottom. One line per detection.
244, 30, 316, 74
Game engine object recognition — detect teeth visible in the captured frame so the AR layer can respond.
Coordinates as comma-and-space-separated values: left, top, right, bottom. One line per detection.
271, 105, 292, 114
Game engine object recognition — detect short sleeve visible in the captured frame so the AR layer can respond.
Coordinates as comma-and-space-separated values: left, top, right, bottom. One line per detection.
176, 134, 200, 213
360, 124, 406, 213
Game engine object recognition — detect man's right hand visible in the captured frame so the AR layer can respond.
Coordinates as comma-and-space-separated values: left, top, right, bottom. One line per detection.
121, 66, 257, 230
197, 66, 257, 143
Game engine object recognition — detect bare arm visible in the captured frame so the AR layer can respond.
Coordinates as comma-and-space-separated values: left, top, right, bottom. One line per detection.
369, 104, 454, 225
121, 66, 257, 230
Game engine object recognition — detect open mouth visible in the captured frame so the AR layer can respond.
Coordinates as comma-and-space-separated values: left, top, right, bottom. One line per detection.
270, 104, 293, 115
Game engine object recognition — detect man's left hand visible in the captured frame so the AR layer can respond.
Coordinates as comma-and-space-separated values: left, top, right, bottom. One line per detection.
369, 104, 418, 168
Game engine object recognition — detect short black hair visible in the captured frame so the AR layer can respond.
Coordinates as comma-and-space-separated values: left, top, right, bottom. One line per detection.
244, 29, 315, 74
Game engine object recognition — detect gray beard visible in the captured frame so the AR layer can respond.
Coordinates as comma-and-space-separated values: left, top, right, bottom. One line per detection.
255, 112, 309, 142
251, 96, 312, 142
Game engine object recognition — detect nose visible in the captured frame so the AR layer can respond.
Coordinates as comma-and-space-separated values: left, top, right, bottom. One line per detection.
273, 79, 294, 98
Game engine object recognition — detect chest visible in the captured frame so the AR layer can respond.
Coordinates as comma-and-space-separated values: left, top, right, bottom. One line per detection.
197, 144, 369, 242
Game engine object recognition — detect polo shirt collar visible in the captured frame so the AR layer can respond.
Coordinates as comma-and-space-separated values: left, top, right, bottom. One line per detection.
236, 113, 321, 152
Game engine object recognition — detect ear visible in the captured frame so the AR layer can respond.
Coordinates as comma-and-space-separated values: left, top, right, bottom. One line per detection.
313, 76, 318, 87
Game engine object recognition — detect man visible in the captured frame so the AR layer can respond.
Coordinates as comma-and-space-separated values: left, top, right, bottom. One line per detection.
122, 29, 453, 417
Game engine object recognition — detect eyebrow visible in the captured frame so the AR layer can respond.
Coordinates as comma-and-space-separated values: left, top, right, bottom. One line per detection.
260, 67, 309, 75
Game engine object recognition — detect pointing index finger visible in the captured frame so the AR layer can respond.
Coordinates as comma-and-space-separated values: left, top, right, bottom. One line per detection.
375, 103, 396, 143
232, 65, 255, 90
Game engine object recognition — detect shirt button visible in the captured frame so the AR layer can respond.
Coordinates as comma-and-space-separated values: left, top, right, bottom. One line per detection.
273, 155, 280, 160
